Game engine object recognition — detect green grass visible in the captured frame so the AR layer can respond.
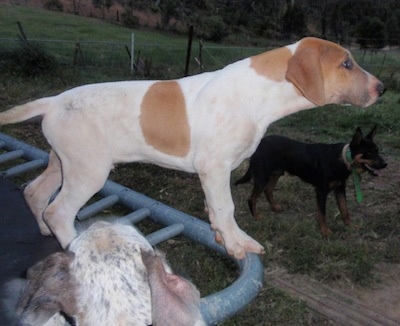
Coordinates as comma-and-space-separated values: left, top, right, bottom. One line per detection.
1, 4, 400, 325
0, 4, 185, 44
0, 4, 266, 78
2, 4, 400, 81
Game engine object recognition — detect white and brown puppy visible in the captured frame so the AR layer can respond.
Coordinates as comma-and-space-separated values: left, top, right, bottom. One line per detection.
8, 221, 206, 326
0, 37, 384, 259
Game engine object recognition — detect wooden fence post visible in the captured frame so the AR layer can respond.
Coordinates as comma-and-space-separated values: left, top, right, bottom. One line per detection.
73, 38, 86, 67
184, 25, 194, 76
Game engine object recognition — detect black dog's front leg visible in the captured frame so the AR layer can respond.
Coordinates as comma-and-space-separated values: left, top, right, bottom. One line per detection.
315, 188, 332, 236
333, 184, 351, 226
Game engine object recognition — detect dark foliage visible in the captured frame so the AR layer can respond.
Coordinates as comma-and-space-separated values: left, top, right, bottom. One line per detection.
356, 17, 387, 49
121, 9, 139, 27
50, 0, 399, 46
281, 3, 307, 38
0, 40, 57, 77
44, 0, 63, 12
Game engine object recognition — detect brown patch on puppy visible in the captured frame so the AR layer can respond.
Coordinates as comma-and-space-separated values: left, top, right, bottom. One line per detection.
140, 81, 190, 157
250, 47, 292, 82
285, 38, 327, 106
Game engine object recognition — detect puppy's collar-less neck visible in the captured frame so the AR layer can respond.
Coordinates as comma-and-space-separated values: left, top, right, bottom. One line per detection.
342, 144, 363, 203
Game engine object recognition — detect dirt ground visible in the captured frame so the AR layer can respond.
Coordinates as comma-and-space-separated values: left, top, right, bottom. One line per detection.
266, 160, 400, 325
267, 262, 400, 325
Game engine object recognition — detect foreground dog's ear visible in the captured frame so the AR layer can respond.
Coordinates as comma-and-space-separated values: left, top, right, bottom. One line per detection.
141, 249, 205, 326
286, 47, 326, 106
366, 125, 377, 140
18, 251, 77, 323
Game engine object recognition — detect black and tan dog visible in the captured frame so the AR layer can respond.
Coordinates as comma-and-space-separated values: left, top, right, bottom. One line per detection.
235, 126, 387, 236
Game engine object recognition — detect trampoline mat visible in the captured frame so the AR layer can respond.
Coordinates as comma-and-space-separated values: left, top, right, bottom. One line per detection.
0, 177, 61, 323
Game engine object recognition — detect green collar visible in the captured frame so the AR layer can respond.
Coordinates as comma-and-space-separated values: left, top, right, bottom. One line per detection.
345, 146, 363, 204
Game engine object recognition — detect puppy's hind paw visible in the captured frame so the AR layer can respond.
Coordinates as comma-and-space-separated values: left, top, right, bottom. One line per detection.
38, 221, 53, 236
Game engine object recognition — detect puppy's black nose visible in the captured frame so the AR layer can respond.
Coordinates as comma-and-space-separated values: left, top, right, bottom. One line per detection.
377, 82, 386, 97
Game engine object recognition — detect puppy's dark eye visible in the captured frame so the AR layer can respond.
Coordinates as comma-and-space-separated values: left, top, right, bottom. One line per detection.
342, 59, 353, 69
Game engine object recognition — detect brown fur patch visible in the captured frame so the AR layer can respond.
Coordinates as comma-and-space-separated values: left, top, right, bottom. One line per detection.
250, 47, 292, 81
288, 37, 371, 106
353, 153, 371, 174
296, 37, 348, 81
140, 81, 190, 157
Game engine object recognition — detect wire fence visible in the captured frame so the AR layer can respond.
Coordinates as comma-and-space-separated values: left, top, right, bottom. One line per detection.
1, 37, 399, 80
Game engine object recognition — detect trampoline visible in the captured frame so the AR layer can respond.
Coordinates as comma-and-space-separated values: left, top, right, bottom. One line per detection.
0, 131, 264, 325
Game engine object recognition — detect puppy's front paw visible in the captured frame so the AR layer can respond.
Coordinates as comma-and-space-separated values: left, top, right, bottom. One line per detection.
219, 229, 265, 260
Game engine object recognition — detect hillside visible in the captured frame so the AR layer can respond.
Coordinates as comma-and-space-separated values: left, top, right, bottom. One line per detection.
0, 0, 161, 28
2, 0, 399, 47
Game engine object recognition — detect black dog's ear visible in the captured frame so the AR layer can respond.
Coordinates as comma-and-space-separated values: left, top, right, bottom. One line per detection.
352, 127, 363, 145
366, 125, 377, 140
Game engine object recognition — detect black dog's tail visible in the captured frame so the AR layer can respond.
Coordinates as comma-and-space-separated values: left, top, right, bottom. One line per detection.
234, 166, 253, 186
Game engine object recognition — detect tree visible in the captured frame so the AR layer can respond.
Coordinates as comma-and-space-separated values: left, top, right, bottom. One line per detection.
158, 0, 180, 28
356, 17, 386, 49
122, 0, 140, 27
72, 0, 82, 15
92, 0, 114, 19
281, 3, 307, 38
44, 0, 63, 12
386, 15, 400, 47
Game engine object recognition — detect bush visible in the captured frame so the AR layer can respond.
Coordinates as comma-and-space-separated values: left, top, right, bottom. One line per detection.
44, 0, 63, 12
356, 17, 386, 49
122, 10, 140, 28
0, 41, 57, 77
194, 15, 229, 42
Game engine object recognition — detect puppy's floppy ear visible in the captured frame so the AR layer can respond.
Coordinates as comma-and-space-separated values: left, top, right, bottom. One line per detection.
366, 125, 377, 140
286, 46, 326, 106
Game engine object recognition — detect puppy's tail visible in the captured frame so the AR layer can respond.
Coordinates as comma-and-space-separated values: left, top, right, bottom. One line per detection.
0, 97, 52, 125
234, 166, 253, 186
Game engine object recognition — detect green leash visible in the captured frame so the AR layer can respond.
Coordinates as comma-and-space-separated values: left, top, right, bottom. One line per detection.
346, 148, 363, 203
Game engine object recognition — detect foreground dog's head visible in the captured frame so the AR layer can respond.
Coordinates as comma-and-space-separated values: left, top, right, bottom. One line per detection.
5, 221, 206, 326
286, 37, 385, 107
348, 125, 387, 175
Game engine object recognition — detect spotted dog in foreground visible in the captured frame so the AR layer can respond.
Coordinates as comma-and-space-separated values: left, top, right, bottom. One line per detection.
3, 221, 205, 326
